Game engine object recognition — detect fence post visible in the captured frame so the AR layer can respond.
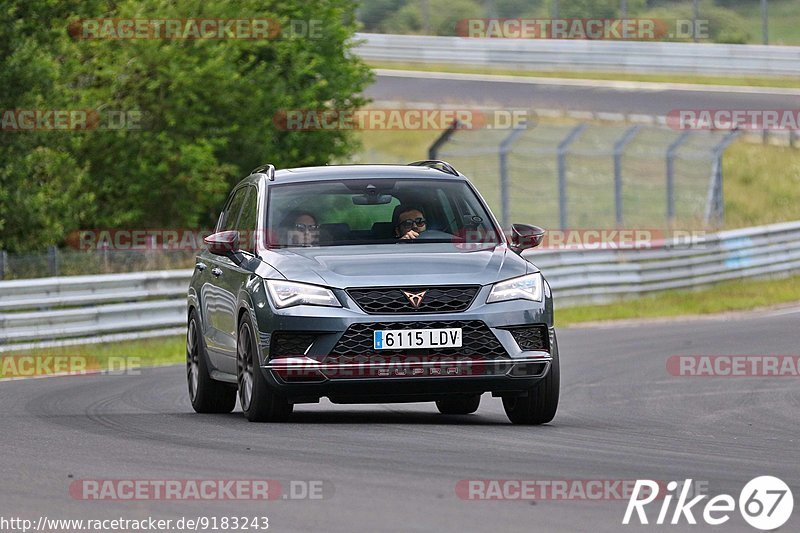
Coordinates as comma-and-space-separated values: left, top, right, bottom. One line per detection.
705, 130, 740, 226
428, 120, 460, 160
557, 123, 587, 229
0, 250, 7, 280
665, 131, 692, 227
612, 125, 641, 228
47, 245, 59, 277
102, 242, 110, 273
498, 124, 528, 228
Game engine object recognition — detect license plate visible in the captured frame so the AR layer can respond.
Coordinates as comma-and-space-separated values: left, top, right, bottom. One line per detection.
373, 328, 462, 350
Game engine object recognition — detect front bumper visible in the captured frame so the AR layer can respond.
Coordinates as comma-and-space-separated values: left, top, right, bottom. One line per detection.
254, 284, 555, 403
263, 355, 551, 403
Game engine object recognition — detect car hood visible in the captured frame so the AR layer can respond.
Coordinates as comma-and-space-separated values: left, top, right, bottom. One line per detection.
264, 243, 531, 289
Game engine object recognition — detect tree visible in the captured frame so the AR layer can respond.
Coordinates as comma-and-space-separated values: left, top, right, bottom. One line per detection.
0, 0, 373, 252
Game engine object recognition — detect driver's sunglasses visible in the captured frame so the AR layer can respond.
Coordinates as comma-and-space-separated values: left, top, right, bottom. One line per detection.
293, 223, 319, 232
397, 217, 427, 230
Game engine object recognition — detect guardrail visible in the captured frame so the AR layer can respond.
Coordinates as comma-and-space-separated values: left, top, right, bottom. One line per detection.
355, 33, 800, 77
2, 220, 800, 351
0, 270, 190, 352
523, 220, 800, 306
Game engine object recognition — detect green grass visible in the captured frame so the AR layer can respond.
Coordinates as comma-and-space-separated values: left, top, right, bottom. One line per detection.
0, 335, 184, 378
557, 274, 800, 326
368, 61, 800, 89
728, 0, 800, 46
723, 141, 800, 228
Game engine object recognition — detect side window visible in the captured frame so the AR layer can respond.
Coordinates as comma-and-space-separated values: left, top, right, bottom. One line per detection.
237, 186, 259, 252
220, 187, 248, 232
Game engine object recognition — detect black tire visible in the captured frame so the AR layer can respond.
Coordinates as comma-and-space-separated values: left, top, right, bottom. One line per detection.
187, 309, 236, 414
237, 317, 293, 423
502, 340, 560, 425
436, 395, 481, 415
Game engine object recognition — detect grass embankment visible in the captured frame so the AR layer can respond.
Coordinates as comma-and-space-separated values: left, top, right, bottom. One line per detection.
369, 62, 800, 90
0, 336, 185, 378
557, 274, 800, 326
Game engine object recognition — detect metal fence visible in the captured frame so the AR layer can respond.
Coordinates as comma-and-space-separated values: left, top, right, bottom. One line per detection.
356, 33, 800, 77
2, 220, 800, 352
429, 119, 739, 230
0, 269, 190, 352
523, 220, 800, 307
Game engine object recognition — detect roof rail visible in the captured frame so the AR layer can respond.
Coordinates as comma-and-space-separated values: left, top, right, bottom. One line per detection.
251, 163, 275, 181
407, 160, 459, 177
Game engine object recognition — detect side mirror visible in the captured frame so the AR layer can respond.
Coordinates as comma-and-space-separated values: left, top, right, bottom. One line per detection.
204, 230, 242, 262
508, 224, 545, 253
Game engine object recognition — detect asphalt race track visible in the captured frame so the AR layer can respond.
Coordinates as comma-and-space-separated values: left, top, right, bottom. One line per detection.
2, 308, 798, 532
369, 70, 800, 115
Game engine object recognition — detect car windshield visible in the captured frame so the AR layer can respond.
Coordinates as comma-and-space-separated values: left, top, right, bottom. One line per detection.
266, 178, 501, 248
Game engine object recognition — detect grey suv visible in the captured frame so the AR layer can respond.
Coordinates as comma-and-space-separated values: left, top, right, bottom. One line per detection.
187, 161, 559, 424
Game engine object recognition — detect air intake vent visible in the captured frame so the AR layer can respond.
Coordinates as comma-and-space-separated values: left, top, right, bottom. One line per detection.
507, 325, 550, 352
270, 332, 317, 358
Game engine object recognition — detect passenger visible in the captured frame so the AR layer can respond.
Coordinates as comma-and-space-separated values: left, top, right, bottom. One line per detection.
283, 210, 319, 246
394, 205, 427, 240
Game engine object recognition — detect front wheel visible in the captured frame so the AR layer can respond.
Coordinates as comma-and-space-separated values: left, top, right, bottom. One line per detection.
237, 318, 293, 423
502, 344, 560, 425
187, 309, 236, 414
436, 395, 481, 415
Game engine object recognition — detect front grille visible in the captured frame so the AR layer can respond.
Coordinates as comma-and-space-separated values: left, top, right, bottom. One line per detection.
326, 320, 507, 363
270, 332, 317, 358
507, 325, 550, 352
347, 286, 479, 314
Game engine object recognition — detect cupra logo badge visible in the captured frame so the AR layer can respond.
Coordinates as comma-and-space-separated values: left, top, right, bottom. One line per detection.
402, 290, 427, 308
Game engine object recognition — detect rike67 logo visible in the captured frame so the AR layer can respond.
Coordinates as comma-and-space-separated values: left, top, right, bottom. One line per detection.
623, 476, 794, 530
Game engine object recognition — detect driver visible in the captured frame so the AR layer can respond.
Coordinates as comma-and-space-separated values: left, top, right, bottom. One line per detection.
394, 205, 427, 240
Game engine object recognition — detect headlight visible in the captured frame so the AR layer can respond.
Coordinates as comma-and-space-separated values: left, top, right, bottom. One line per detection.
487, 272, 544, 304
266, 280, 341, 309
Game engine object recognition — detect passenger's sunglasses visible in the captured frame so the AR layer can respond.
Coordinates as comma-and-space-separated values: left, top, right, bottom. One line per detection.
293, 223, 319, 232
397, 218, 427, 230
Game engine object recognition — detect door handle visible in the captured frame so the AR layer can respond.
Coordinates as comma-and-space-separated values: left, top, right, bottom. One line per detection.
211, 267, 223, 277
195, 262, 207, 271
